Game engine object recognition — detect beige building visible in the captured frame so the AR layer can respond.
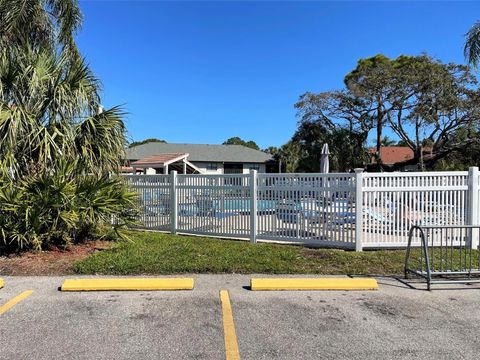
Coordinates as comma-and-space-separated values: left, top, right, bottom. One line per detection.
125, 143, 273, 174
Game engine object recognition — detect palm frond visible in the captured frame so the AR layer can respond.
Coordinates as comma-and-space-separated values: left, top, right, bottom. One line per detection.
75, 106, 127, 174
0, 0, 82, 57
465, 21, 480, 68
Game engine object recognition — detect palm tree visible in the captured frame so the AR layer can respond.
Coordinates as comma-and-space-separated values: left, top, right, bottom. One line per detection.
465, 21, 480, 68
0, 1, 135, 251
0, 44, 127, 179
0, 1, 126, 178
278, 140, 301, 173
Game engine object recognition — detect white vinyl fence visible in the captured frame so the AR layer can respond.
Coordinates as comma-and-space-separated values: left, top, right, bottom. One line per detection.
123, 167, 480, 251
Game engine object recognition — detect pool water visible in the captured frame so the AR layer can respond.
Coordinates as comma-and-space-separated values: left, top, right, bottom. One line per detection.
219, 199, 277, 212
176, 198, 277, 216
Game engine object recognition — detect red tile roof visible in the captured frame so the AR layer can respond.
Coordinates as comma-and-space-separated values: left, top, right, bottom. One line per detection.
131, 153, 188, 166
369, 147, 433, 165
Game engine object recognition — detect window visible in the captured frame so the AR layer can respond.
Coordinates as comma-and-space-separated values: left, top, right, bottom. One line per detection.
249, 164, 260, 171
206, 163, 218, 171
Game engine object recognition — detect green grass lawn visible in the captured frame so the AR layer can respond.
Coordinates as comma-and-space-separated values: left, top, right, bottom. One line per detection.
74, 230, 412, 275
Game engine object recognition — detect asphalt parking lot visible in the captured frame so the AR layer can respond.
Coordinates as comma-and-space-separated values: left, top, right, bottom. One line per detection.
1, 275, 480, 360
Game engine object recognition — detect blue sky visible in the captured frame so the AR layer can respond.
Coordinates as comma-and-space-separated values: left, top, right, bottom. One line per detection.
77, 0, 480, 148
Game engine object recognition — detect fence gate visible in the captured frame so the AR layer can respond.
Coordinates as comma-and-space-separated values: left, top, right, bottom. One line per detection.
175, 174, 252, 239
255, 173, 357, 248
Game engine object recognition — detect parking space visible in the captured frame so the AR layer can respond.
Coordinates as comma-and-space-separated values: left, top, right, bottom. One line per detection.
232, 277, 480, 359
0, 276, 224, 360
1, 275, 480, 359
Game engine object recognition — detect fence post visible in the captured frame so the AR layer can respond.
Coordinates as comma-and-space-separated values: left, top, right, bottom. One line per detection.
468, 167, 479, 249
170, 171, 178, 235
250, 170, 258, 244
354, 168, 364, 252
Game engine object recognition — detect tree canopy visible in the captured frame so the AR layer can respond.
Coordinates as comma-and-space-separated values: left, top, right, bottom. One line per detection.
129, 138, 166, 148
292, 54, 480, 171
223, 137, 260, 150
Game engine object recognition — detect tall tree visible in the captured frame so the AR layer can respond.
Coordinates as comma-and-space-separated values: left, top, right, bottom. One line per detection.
385, 55, 480, 168
277, 140, 301, 173
296, 54, 480, 170
289, 120, 367, 172
344, 55, 395, 163
294, 90, 372, 171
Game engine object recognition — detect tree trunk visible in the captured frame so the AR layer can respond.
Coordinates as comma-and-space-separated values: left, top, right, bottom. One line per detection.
419, 145, 424, 171
376, 105, 383, 167
415, 117, 423, 171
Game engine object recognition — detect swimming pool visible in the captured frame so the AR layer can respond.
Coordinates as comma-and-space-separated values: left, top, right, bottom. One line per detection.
177, 198, 277, 216
220, 199, 277, 212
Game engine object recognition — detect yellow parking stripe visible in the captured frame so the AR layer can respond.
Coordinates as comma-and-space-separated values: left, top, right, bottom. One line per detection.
60, 278, 194, 291
220, 290, 240, 360
250, 278, 378, 291
0, 290, 34, 315
0, 278, 3, 289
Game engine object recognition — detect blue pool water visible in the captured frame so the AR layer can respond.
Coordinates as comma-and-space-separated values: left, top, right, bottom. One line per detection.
175, 198, 277, 216
220, 199, 277, 212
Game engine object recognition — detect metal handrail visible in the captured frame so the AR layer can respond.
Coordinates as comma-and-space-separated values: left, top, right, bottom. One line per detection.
404, 224, 480, 290
405, 225, 431, 289
410, 225, 480, 229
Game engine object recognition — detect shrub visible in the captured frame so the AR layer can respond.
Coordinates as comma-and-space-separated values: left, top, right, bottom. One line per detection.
0, 163, 137, 252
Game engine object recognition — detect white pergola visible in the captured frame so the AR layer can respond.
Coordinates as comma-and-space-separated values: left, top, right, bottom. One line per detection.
130, 153, 202, 174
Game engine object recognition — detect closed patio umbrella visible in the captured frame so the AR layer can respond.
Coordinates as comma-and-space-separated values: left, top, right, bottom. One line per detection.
320, 143, 330, 173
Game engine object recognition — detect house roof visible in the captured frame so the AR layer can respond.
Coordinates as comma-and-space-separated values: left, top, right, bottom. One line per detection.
131, 153, 188, 167
126, 143, 273, 163
369, 146, 433, 165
